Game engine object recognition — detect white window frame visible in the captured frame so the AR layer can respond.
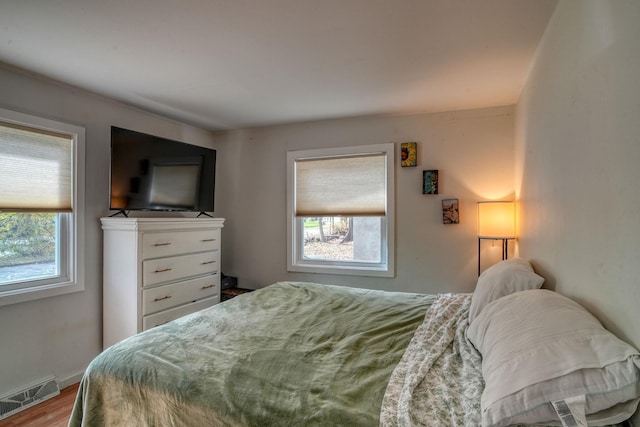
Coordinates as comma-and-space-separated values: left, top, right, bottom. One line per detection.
0, 107, 85, 306
286, 143, 395, 277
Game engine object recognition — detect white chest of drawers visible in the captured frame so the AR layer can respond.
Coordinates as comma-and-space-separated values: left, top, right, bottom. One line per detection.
101, 217, 225, 349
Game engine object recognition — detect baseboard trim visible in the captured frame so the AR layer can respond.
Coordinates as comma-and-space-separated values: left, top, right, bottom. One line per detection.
58, 371, 84, 390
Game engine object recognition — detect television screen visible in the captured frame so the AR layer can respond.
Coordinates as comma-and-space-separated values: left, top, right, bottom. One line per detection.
110, 127, 216, 212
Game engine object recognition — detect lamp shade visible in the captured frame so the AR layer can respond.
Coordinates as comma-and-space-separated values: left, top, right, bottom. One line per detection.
478, 201, 515, 238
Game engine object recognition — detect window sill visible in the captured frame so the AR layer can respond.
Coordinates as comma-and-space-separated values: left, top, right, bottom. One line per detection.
0, 280, 84, 307
288, 263, 394, 278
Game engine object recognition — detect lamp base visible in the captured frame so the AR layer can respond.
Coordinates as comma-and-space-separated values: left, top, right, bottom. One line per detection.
478, 238, 512, 276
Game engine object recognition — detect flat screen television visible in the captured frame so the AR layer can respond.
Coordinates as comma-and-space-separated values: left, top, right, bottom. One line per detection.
110, 126, 216, 213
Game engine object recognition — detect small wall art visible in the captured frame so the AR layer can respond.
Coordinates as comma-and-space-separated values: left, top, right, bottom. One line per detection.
442, 198, 459, 224
400, 142, 417, 167
422, 169, 438, 194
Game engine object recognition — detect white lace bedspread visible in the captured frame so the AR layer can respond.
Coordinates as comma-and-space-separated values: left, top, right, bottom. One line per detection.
380, 293, 484, 427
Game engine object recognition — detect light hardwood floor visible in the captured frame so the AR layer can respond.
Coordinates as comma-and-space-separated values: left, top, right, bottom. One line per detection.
0, 383, 79, 427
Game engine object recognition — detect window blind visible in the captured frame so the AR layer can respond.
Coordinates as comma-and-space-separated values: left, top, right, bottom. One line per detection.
0, 121, 73, 212
295, 153, 386, 216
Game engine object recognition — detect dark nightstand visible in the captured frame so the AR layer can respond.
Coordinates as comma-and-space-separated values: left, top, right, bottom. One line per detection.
221, 287, 253, 302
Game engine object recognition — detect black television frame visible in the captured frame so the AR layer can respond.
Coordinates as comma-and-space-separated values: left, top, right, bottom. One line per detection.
109, 126, 216, 216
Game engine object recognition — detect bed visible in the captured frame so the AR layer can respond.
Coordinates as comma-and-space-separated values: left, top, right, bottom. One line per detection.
69, 260, 640, 426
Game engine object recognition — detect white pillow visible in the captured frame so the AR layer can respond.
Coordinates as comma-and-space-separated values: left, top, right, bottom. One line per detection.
468, 258, 544, 323
467, 289, 640, 427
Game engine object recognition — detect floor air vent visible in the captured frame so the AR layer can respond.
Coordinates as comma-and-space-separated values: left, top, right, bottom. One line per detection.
0, 376, 60, 420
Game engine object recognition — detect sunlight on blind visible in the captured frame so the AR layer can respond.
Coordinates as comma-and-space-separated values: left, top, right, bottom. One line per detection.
0, 121, 73, 211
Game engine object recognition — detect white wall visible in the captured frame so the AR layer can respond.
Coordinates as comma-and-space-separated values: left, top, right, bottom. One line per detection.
516, 1, 640, 416
0, 64, 218, 396
215, 106, 515, 294
517, 0, 640, 348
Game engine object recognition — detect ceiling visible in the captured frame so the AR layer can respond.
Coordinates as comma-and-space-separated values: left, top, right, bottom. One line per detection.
0, 0, 557, 131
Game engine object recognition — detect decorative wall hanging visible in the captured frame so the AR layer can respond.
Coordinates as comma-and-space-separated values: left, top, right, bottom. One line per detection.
422, 170, 438, 194
400, 142, 417, 167
442, 199, 459, 224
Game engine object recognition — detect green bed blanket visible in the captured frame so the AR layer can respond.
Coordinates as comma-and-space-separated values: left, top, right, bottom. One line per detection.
69, 281, 436, 426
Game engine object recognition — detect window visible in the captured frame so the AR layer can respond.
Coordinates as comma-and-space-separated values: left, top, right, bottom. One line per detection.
287, 143, 394, 277
0, 107, 85, 306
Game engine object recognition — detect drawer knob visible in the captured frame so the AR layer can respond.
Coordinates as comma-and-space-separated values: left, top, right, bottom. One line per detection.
201, 238, 216, 242
201, 284, 215, 289
153, 295, 173, 302
154, 267, 173, 273
153, 242, 172, 246
200, 260, 216, 265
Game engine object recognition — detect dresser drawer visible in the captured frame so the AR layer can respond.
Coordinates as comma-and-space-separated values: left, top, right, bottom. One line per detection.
142, 296, 217, 331
102, 217, 224, 349
143, 251, 219, 287
142, 275, 219, 315
142, 229, 220, 259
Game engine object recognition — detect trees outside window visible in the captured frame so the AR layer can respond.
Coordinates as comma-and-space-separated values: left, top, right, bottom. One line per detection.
0, 213, 58, 283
